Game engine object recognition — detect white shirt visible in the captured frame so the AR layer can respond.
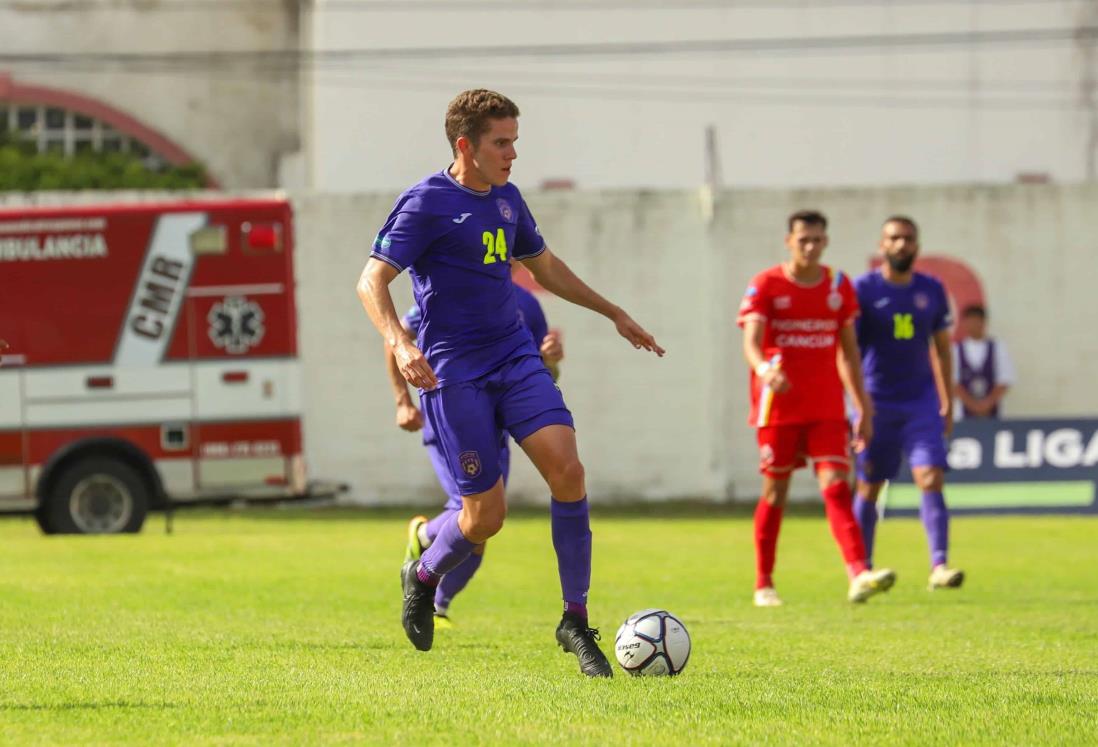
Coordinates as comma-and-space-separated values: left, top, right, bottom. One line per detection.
952, 337, 1015, 418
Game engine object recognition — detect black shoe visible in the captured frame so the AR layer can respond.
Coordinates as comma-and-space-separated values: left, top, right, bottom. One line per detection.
556, 612, 613, 678
401, 559, 434, 651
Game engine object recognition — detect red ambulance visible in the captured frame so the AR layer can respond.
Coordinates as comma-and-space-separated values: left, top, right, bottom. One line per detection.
0, 197, 336, 534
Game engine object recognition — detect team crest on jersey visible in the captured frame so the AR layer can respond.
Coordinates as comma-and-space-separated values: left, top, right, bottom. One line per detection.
827, 291, 842, 311
459, 450, 482, 478
496, 198, 515, 223
914, 292, 929, 309
208, 296, 265, 354
774, 296, 792, 310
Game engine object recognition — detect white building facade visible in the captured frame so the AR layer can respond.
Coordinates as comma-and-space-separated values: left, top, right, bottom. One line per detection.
307, 1, 1098, 191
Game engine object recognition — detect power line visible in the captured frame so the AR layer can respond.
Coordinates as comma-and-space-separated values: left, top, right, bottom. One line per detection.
351, 65, 1091, 93
12, 55, 1083, 97
1, 0, 1086, 10
11, 59, 1078, 111
1, 26, 1095, 72
307, 70, 1087, 111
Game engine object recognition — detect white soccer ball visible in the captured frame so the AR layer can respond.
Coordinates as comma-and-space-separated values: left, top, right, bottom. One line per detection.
614, 608, 691, 676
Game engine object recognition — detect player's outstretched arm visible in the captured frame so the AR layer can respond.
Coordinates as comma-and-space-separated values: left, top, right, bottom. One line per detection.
520, 248, 665, 356
356, 257, 438, 390
838, 325, 874, 449
383, 322, 424, 432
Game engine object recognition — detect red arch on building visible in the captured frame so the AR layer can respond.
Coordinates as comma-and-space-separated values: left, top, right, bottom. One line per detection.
0, 73, 220, 187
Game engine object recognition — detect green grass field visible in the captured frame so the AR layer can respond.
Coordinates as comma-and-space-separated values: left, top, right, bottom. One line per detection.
0, 507, 1095, 746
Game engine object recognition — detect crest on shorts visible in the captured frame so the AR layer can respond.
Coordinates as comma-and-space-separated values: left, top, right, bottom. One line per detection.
827, 291, 843, 311
496, 198, 515, 223
459, 450, 482, 478
759, 444, 775, 466
914, 292, 929, 309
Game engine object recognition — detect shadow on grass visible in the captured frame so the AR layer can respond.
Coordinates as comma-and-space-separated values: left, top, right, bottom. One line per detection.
149, 500, 838, 524
0, 701, 180, 711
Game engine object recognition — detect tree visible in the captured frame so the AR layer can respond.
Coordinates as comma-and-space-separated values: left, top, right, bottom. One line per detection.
0, 136, 207, 190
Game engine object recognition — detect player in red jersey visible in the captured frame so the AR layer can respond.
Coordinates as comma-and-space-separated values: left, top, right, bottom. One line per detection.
737, 210, 896, 606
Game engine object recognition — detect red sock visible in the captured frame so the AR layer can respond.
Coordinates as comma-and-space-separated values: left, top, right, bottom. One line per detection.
821, 480, 868, 578
754, 498, 783, 589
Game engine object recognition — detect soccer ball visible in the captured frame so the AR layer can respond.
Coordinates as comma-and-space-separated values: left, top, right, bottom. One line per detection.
614, 608, 691, 676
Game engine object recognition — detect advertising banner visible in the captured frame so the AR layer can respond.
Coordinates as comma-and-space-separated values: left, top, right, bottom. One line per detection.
884, 418, 1098, 516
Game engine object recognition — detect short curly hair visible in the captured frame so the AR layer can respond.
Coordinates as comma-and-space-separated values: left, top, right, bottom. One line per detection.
444, 89, 520, 153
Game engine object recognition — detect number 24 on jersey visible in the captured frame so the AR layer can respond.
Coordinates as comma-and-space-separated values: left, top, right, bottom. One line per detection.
482, 229, 508, 264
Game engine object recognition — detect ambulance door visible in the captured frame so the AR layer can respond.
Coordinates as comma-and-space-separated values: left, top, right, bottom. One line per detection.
0, 346, 28, 505
187, 207, 300, 495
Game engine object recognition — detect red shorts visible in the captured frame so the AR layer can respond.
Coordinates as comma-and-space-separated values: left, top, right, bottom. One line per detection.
756, 420, 851, 478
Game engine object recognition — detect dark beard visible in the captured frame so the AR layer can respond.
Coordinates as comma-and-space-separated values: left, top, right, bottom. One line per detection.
887, 254, 915, 273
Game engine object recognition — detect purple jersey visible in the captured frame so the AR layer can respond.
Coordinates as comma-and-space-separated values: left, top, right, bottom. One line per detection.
854, 270, 952, 409
372, 169, 547, 386
404, 284, 548, 350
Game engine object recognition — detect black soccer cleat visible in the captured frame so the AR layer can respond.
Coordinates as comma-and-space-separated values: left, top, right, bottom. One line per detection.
556, 612, 613, 678
401, 559, 435, 651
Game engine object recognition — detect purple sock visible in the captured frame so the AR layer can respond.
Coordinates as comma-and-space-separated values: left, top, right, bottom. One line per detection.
434, 550, 483, 614
551, 497, 591, 620
424, 508, 458, 544
417, 511, 475, 587
853, 495, 879, 569
920, 491, 949, 568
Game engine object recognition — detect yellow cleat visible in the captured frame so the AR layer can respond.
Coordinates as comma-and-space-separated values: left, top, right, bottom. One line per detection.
434, 613, 454, 630
405, 515, 428, 563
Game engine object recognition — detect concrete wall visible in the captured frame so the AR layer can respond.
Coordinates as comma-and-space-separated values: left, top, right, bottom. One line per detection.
291, 182, 1098, 505
0, 0, 301, 188
309, 3, 1098, 191
3, 183, 1092, 504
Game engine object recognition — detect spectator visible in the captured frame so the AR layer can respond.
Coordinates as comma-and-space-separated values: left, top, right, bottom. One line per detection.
953, 304, 1015, 419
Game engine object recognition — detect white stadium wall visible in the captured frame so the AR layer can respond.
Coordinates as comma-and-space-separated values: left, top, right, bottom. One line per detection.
308, 3, 1098, 192
3, 184, 1093, 504
290, 182, 1098, 505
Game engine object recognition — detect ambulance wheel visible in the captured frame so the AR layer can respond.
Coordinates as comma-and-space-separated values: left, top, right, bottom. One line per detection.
45, 458, 149, 535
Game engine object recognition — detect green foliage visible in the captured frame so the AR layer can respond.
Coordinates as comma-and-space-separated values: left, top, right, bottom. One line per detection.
0, 509, 1094, 745
0, 136, 206, 190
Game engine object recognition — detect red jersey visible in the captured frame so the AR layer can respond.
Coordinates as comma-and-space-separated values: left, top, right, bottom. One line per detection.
736, 264, 859, 426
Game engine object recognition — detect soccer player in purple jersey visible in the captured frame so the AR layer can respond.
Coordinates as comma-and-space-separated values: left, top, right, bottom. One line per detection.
386, 280, 563, 629
356, 90, 663, 676
852, 216, 964, 591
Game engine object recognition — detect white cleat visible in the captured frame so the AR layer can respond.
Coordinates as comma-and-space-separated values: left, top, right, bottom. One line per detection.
928, 565, 965, 590
754, 587, 784, 607
848, 568, 897, 603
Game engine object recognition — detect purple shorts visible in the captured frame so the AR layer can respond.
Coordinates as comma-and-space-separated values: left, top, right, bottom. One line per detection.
420, 354, 573, 496
857, 406, 948, 483
424, 425, 511, 511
